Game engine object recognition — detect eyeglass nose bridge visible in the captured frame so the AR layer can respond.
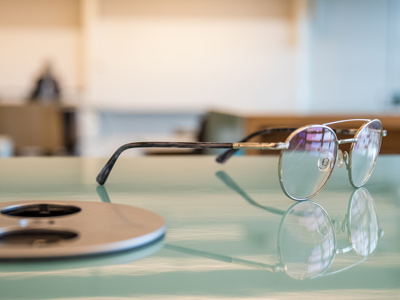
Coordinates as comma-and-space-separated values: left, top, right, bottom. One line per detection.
338, 138, 358, 145
336, 137, 357, 170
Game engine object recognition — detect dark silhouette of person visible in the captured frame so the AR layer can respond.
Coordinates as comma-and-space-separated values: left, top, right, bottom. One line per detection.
30, 63, 61, 104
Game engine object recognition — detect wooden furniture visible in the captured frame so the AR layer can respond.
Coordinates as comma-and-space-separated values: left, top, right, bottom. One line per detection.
204, 111, 400, 154
0, 104, 66, 155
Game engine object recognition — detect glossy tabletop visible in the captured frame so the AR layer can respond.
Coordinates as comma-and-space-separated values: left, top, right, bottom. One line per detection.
0, 155, 399, 299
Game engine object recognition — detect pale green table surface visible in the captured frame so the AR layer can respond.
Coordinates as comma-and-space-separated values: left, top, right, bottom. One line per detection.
0, 155, 399, 299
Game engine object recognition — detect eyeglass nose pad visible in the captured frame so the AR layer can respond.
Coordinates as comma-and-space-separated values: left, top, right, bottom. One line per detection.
337, 150, 344, 168
317, 223, 330, 236
337, 150, 350, 169
317, 151, 334, 172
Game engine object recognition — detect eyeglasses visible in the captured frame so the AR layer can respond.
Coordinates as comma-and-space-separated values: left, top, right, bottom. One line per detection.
96, 119, 387, 201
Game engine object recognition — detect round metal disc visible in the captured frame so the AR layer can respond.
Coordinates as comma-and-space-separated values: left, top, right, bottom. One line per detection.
0, 201, 166, 259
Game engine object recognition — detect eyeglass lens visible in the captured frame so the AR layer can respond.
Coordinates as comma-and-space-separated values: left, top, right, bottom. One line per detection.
349, 188, 379, 257
350, 120, 383, 187
279, 202, 335, 280
280, 126, 337, 200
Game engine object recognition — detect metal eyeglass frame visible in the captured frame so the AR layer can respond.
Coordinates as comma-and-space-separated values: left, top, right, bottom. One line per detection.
96, 119, 387, 201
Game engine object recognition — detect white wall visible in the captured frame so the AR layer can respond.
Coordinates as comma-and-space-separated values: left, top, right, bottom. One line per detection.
0, 0, 81, 101
387, 0, 400, 107
0, 0, 298, 112
0, 0, 397, 113
307, 0, 399, 113
89, 0, 297, 112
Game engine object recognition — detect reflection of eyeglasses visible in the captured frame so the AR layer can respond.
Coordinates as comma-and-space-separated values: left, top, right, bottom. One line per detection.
278, 188, 382, 279
165, 172, 382, 280
217, 172, 383, 273
95, 174, 382, 280
96, 119, 387, 201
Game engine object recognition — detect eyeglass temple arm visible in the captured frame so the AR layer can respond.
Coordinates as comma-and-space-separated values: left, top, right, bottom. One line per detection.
216, 171, 285, 216
216, 127, 297, 164
164, 243, 275, 271
96, 141, 291, 185
96, 142, 233, 185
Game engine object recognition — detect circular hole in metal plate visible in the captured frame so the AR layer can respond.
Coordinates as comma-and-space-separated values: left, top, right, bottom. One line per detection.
1, 204, 81, 218
0, 229, 78, 246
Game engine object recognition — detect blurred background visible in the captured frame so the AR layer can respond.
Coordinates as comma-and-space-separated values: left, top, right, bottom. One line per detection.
0, 0, 399, 157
